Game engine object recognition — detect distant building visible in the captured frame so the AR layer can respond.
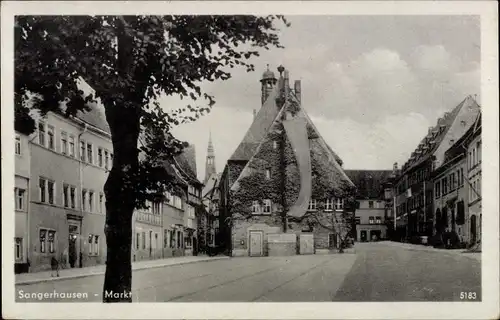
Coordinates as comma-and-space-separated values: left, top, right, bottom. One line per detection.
204, 132, 216, 184
219, 66, 355, 257
395, 95, 481, 242
345, 170, 395, 242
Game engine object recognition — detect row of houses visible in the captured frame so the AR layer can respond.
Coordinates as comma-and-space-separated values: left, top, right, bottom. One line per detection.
14, 103, 218, 273
393, 95, 482, 247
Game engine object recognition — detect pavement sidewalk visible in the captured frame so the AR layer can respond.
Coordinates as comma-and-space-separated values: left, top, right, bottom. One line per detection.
380, 241, 481, 261
15, 255, 229, 286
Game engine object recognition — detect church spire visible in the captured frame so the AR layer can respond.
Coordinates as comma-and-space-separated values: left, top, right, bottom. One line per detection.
204, 130, 216, 184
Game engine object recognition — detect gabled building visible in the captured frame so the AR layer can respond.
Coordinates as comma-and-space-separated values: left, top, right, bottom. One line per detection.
219, 66, 355, 257
395, 95, 481, 242
345, 169, 396, 242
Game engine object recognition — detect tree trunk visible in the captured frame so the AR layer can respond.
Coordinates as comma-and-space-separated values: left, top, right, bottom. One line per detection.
102, 106, 140, 303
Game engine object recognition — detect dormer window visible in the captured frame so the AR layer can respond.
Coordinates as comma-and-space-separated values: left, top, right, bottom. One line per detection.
252, 200, 261, 213
335, 198, 344, 211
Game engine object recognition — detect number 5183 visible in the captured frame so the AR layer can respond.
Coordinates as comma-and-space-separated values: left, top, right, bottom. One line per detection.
460, 292, 477, 300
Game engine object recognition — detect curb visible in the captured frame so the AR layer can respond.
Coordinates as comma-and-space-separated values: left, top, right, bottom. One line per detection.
15, 256, 229, 286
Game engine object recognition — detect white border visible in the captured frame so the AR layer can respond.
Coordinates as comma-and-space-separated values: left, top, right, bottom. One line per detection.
2, 1, 498, 319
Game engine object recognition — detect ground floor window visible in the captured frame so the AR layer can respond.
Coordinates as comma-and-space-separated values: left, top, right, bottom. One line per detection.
186, 235, 192, 248
15, 237, 23, 260
88, 234, 100, 255
39, 229, 56, 253
328, 233, 337, 249
142, 232, 146, 250
136, 232, 140, 250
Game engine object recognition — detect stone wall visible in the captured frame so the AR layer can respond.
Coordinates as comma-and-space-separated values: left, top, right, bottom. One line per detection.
267, 233, 297, 256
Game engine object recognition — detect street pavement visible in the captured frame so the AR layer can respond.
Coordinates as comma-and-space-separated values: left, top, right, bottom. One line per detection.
15, 242, 481, 302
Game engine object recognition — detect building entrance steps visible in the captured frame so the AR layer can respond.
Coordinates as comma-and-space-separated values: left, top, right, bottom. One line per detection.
15, 255, 229, 285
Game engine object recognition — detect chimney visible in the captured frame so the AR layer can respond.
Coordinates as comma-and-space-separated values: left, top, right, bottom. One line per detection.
284, 69, 290, 94
294, 80, 301, 104
253, 109, 257, 119
393, 162, 398, 172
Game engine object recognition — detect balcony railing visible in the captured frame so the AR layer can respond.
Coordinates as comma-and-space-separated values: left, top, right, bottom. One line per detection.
136, 212, 161, 226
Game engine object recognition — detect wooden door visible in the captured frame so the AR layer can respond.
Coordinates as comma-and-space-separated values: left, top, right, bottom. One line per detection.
249, 231, 263, 257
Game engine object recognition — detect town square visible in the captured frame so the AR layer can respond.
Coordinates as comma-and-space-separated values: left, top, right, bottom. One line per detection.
5, 5, 495, 316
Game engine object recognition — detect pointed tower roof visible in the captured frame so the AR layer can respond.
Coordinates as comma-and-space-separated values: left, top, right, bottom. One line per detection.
207, 130, 215, 157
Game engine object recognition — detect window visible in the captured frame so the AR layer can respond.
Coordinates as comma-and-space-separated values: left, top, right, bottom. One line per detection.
252, 200, 260, 213
460, 168, 464, 186
88, 191, 94, 212
63, 184, 69, 208
369, 216, 374, 224
88, 234, 99, 255
472, 148, 476, 167
69, 135, 75, 157
87, 143, 93, 164
355, 217, 361, 224
163, 229, 169, 248
142, 232, 146, 250
263, 199, 272, 213
82, 189, 87, 211
61, 132, 68, 154
47, 230, 56, 253
136, 233, 140, 250
104, 150, 109, 169
468, 151, 472, 169
435, 181, 441, 198
265, 169, 271, 180
47, 180, 55, 204
99, 193, 104, 213
325, 198, 333, 211
368, 201, 374, 209
80, 140, 86, 161
451, 173, 456, 190
477, 141, 482, 163
273, 141, 278, 150
308, 199, 317, 211
98, 148, 103, 167
39, 229, 47, 253
170, 230, 175, 248
47, 125, 55, 150
38, 178, 48, 203
38, 122, 46, 146
177, 231, 182, 248
153, 202, 161, 215
88, 234, 93, 254
335, 198, 344, 211
70, 187, 76, 209
376, 216, 382, 224
15, 237, 23, 260
442, 178, 448, 194
15, 135, 21, 155
15, 188, 26, 211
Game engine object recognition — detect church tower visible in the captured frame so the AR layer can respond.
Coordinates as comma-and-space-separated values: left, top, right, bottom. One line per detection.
260, 64, 278, 105
204, 131, 216, 184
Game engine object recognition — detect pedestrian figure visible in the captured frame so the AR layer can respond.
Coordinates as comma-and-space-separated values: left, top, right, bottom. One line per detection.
50, 256, 60, 277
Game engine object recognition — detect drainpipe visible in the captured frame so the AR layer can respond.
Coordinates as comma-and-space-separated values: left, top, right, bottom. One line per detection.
77, 124, 88, 268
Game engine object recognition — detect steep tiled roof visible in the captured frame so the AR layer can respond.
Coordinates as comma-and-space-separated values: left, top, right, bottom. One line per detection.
402, 98, 466, 173
74, 100, 110, 133
174, 144, 201, 185
229, 79, 283, 161
344, 170, 394, 199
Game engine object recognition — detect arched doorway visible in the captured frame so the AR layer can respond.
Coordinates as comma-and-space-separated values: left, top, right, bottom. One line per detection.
470, 215, 477, 244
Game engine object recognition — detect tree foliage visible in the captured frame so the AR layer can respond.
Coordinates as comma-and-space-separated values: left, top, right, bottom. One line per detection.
15, 14, 289, 302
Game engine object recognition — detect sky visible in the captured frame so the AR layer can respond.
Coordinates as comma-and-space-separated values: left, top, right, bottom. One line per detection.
160, 15, 480, 182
